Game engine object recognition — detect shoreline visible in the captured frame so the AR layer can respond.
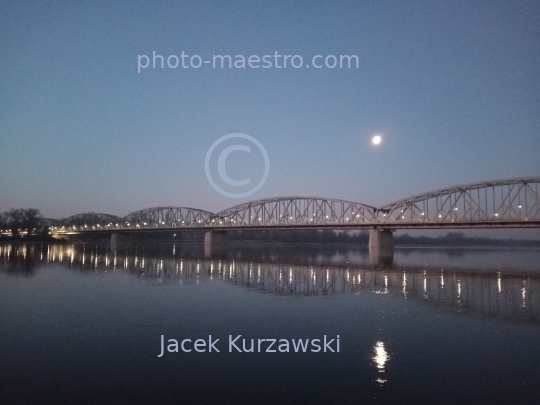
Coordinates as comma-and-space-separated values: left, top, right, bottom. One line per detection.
1, 238, 539, 249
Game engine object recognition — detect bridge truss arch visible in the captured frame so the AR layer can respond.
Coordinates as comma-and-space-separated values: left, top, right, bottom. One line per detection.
120, 207, 215, 229
59, 213, 123, 231
377, 177, 540, 227
211, 197, 377, 228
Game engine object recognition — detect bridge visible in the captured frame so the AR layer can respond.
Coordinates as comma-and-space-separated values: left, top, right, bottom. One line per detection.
46, 177, 540, 255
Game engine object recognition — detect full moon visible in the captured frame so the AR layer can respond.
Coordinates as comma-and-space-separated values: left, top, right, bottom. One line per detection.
372, 135, 382, 145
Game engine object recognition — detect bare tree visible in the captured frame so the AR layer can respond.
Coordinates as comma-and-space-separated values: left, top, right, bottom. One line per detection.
0, 212, 6, 232
4, 208, 42, 236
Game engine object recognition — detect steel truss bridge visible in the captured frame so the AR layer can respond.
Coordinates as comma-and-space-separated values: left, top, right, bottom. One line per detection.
51, 177, 540, 234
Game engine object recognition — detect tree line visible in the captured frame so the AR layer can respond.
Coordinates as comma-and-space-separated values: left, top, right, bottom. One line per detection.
228, 229, 370, 244
230, 230, 539, 247
394, 231, 540, 247
0, 208, 43, 236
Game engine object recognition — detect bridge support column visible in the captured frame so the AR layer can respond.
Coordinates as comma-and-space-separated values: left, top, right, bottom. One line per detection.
111, 233, 132, 249
204, 231, 228, 257
369, 229, 394, 266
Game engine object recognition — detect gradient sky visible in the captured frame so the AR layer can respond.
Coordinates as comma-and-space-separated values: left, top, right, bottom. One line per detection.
1, 1, 539, 238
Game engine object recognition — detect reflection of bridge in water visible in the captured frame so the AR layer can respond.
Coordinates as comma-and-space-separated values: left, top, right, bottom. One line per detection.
1, 243, 539, 323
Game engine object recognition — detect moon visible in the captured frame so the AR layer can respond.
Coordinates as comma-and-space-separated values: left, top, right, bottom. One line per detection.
372, 135, 382, 145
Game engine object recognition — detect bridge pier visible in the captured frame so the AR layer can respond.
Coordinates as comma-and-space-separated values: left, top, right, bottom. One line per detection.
369, 229, 394, 266
110, 233, 132, 249
204, 231, 228, 257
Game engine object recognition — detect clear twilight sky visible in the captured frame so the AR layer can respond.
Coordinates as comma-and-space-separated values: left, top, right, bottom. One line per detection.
1, 1, 539, 236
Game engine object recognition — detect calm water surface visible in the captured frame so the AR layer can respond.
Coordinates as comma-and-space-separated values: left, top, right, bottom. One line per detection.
1, 242, 539, 404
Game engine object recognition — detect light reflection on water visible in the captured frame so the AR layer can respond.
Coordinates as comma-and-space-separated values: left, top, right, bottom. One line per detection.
1, 243, 540, 323
1, 242, 540, 403
373, 341, 390, 385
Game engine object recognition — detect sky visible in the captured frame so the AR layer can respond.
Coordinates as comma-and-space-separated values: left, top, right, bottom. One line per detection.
1, 1, 539, 237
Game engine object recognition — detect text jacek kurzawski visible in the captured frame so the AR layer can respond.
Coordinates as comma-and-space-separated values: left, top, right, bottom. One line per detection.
157, 335, 340, 357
